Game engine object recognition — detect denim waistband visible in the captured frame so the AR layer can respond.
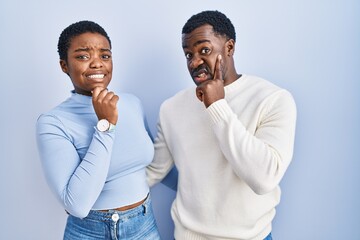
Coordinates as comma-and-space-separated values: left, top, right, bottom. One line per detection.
84, 194, 152, 223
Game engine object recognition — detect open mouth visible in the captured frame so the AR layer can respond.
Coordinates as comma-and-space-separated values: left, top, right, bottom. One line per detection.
194, 72, 208, 82
192, 68, 210, 83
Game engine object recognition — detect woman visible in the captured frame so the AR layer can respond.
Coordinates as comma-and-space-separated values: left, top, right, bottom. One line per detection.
36, 20, 161, 239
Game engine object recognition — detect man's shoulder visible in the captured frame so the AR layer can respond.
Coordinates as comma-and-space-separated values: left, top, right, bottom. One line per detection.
161, 87, 195, 107
241, 74, 292, 98
157, 87, 199, 120
243, 75, 282, 90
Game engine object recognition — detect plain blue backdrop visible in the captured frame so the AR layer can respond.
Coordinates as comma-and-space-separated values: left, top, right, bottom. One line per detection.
0, 0, 359, 239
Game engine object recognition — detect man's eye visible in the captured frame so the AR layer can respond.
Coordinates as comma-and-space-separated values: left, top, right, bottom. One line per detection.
185, 53, 192, 59
201, 48, 210, 54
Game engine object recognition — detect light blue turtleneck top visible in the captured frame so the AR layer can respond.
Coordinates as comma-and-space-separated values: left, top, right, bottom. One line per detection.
36, 91, 154, 218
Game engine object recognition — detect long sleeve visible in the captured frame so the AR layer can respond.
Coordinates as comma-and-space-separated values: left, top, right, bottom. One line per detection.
206, 90, 297, 195
146, 115, 175, 187
36, 114, 115, 218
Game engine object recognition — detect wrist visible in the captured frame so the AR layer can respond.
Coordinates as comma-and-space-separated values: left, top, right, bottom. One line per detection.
96, 119, 116, 132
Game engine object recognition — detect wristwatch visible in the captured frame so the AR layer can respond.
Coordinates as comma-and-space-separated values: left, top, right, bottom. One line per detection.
96, 119, 116, 132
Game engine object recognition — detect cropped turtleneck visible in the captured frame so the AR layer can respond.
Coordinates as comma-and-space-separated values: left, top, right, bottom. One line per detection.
36, 91, 154, 218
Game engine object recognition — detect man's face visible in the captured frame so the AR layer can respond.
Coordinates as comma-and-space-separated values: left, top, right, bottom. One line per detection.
60, 32, 113, 96
182, 24, 228, 86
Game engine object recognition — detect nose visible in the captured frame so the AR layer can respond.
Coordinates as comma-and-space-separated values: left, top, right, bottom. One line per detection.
189, 54, 204, 69
90, 56, 103, 69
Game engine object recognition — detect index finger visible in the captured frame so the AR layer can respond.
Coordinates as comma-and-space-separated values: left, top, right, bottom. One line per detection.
213, 55, 223, 81
91, 86, 105, 100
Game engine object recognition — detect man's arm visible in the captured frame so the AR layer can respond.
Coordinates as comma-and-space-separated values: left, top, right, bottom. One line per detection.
146, 111, 175, 188
207, 90, 297, 195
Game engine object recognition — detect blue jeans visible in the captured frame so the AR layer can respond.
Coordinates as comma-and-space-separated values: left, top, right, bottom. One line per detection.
63, 195, 161, 240
264, 232, 273, 240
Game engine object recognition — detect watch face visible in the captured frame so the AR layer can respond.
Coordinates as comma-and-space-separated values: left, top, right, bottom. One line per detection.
97, 119, 110, 132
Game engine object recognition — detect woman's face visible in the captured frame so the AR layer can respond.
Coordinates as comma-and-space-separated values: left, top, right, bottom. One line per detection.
60, 32, 113, 96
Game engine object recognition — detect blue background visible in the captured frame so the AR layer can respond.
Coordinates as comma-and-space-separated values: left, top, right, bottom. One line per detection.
0, 0, 359, 239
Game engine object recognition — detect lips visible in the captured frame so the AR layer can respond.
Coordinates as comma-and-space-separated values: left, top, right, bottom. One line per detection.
192, 67, 210, 83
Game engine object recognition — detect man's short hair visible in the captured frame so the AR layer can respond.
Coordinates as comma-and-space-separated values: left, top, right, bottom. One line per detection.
57, 20, 111, 61
182, 10, 236, 41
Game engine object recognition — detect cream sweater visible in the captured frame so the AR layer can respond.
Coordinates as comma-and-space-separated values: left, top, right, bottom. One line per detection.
147, 75, 297, 240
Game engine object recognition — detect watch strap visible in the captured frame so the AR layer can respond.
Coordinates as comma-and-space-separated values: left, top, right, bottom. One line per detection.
108, 123, 116, 131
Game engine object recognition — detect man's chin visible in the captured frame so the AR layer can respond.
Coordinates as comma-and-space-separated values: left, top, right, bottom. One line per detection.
193, 79, 202, 86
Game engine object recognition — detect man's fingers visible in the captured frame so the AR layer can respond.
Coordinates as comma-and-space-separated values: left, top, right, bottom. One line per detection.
213, 55, 223, 81
196, 88, 204, 102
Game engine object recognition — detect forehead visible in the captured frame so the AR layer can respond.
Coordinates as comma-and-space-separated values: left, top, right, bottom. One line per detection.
182, 24, 224, 48
69, 32, 111, 49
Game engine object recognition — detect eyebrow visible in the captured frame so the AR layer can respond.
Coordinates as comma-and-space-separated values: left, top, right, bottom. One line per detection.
183, 39, 211, 49
74, 48, 112, 53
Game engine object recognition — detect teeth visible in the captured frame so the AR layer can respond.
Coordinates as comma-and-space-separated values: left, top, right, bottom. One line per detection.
198, 73, 206, 78
88, 74, 104, 79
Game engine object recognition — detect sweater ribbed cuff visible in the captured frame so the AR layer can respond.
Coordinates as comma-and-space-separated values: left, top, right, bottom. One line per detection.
206, 99, 233, 125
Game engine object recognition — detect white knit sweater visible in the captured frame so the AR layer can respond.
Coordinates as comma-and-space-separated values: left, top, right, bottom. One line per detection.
147, 75, 297, 240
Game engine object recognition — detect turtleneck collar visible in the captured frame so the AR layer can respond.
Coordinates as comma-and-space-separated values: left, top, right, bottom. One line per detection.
70, 90, 93, 105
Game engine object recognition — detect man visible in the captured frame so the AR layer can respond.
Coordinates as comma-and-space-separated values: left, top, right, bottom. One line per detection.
147, 10, 296, 240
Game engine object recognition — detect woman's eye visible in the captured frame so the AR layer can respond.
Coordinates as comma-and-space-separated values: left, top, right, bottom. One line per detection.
76, 55, 89, 60
185, 53, 192, 59
102, 54, 111, 60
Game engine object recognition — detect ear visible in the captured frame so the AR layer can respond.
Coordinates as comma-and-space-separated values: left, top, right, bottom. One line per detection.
60, 59, 68, 74
225, 39, 235, 56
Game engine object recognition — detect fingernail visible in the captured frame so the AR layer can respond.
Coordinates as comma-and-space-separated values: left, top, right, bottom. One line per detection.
219, 55, 222, 60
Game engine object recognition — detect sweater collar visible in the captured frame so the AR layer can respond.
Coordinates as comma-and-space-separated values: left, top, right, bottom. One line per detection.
224, 74, 246, 94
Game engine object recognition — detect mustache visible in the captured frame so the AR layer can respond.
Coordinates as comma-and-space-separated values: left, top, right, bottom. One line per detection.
191, 64, 211, 77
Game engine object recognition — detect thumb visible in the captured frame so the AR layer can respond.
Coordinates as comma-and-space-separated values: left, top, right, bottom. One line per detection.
91, 87, 102, 100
